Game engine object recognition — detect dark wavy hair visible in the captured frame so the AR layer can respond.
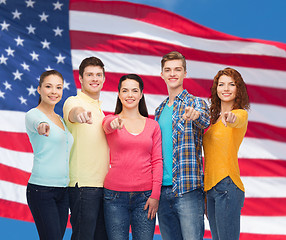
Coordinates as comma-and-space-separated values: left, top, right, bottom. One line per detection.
210, 67, 250, 124
38, 70, 64, 104
114, 74, 148, 117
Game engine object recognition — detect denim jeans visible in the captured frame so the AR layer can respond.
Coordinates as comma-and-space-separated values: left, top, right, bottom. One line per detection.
68, 184, 107, 240
26, 183, 69, 240
104, 189, 156, 240
206, 176, 245, 240
158, 186, 205, 240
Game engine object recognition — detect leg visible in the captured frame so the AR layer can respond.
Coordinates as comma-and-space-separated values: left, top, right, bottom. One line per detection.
212, 177, 245, 240
26, 183, 63, 240
206, 189, 219, 240
157, 186, 183, 240
131, 191, 155, 240
69, 185, 107, 240
55, 187, 69, 239
176, 188, 205, 240
103, 189, 130, 240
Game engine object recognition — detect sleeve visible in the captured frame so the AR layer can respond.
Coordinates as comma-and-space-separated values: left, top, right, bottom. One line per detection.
63, 96, 76, 124
192, 97, 210, 130
25, 110, 43, 133
150, 121, 163, 200
102, 114, 118, 134
228, 109, 248, 128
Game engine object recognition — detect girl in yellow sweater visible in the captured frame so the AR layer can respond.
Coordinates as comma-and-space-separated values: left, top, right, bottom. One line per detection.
203, 67, 250, 240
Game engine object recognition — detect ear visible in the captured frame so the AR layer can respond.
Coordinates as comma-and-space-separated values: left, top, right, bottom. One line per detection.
184, 71, 187, 78
37, 86, 41, 95
79, 76, 83, 84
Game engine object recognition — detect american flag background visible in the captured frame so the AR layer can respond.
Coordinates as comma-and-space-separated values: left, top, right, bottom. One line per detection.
0, 0, 286, 239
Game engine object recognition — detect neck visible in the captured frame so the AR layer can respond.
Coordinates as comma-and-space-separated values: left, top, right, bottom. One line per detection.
167, 87, 184, 106
37, 102, 55, 115
220, 102, 234, 113
120, 107, 142, 119
82, 90, 100, 100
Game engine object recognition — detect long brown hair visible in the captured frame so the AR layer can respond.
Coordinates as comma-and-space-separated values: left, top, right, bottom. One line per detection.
210, 67, 250, 124
114, 74, 148, 117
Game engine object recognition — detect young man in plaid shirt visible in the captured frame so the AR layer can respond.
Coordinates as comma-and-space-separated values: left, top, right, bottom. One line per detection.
155, 51, 210, 240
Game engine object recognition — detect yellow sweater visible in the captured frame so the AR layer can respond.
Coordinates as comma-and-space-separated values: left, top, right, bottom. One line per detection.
203, 109, 248, 192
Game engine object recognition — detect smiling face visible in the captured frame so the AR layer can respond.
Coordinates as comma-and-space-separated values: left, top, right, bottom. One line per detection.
37, 74, 63, 106
217, 75, 237, 105
161, 59, 186, 93
118, 79, 142, 110
80, 65, 105, 99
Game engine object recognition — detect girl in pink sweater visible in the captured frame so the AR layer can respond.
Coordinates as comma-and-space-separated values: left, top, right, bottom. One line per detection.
102, 74, 163, 240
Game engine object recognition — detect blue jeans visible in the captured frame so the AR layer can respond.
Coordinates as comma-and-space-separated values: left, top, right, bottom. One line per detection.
206, 176, 245, 240
26, 183, 69, 240
104, 189, 156, 240
68, 184, 107, 240
158, 186, 205, 240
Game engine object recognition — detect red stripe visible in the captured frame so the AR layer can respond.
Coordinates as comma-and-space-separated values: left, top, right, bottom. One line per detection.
243, 198, 286, 216
73, 71, 286, 108
0, 164, 30, 186
70, 31, 286, 71
239, 158, 286, 177
0, 131, 32, 153
69, 0, 286, 51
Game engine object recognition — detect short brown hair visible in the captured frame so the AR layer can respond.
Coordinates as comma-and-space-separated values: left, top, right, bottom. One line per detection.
161, 51, 186, 71
79, 57, 105, 77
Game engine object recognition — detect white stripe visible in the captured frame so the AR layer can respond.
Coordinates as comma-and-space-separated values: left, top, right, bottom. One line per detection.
71, 50, 286, 90
69, 11, 286, 58
0, 180, 27, 205
1, 91, 286, 133
241, 216, 286, 235
242, 177, 286, 198
0, 147, 33, 173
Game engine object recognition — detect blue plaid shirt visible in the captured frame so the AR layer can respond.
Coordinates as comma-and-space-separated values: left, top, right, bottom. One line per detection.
155, 90, 210, 196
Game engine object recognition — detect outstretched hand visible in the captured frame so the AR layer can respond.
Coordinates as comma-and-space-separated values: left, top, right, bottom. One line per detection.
110, 116, 124, 130
76, 111, 93, 124
183, 106, 200, 121
221, 111, 237, 127
37, 122, 50, 136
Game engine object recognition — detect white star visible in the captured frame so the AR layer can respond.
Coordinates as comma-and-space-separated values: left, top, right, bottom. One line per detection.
12, 9, 22, 19
53, 26, 63, 36
0, 0, 7, 5
45, 66, 53, 71
19, 96, 27, 105
27, 85, 37, 96
41, 39, 51, 49
55, 53, 65, 64
0, 54, 8, 65
14, 36, 24, 46
0, 90, 5, 99
39, 12, 49, 22
12, 70, 23, 80
21, 62, 30, 71
3, 81, 12, 90
25, 0, 35, 8
30, 51, 39, 61
53, 1, 63, 10
63, 80, 70, 90
26, 24, 36, 34
0, 20, 10, 31
5, 46, 15, 56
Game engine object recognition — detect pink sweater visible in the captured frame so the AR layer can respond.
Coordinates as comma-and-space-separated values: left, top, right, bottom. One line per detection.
102, 115, 163, 200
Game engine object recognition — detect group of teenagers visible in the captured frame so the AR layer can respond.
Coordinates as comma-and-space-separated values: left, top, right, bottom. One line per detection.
25, 51, 250, 240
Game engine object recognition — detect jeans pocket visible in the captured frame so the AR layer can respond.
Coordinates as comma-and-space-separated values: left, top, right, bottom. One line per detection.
104, 189, 118, 201
142, 190, 152, 200
213, 177, 232, 194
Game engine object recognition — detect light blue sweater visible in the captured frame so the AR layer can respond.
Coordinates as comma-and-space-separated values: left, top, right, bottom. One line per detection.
25, 108, 73, 187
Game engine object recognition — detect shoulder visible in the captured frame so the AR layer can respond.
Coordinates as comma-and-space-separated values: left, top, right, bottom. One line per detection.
232, 109, 248, 118
146, 118, 161, 130
25, 108, 38, 119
